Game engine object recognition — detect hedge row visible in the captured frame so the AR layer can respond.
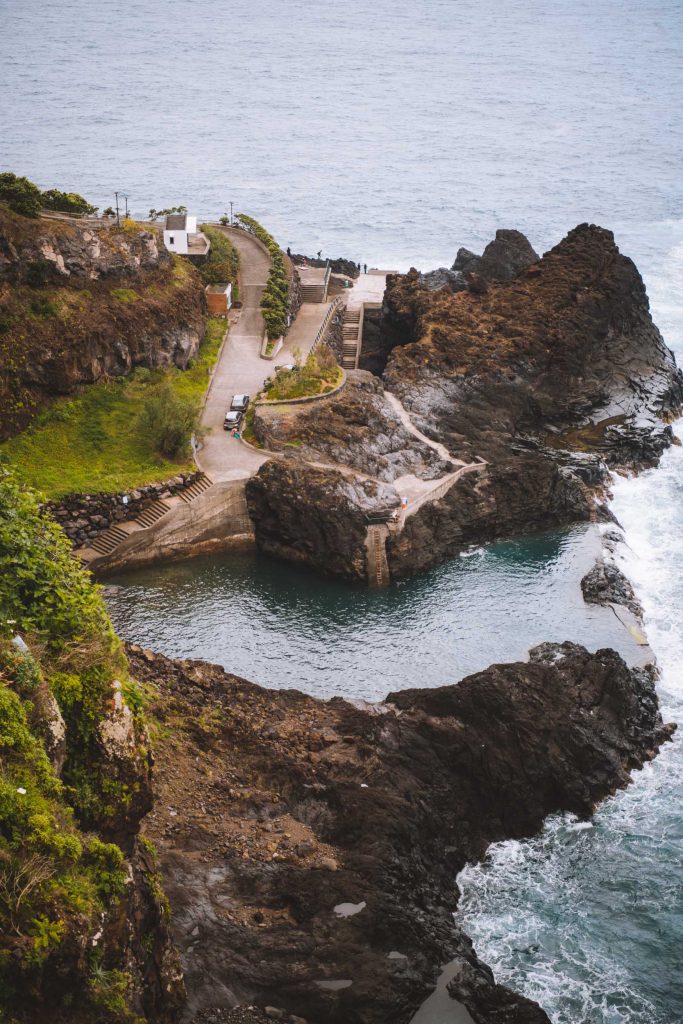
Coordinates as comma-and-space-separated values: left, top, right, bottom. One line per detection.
236, 214, 290, 340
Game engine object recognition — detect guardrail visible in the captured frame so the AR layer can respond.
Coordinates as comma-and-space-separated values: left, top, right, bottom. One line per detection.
310, 295, 345, 353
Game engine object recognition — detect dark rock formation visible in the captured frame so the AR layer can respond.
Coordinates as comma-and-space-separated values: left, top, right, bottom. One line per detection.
0, 206, 206, 438
128, 641, 674, 1024
581, 560, 643, 617
253, 372, 451, 482
246, 224, 682, 583
246, 460, 397, 581
418, 229, 538, 296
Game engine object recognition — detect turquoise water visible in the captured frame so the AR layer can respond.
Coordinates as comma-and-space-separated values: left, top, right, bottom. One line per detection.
3, 0, 683, 1018
103, 526, 635, 701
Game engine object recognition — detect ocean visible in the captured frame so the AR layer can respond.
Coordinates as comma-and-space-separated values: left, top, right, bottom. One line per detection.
2, 0, 682, 1020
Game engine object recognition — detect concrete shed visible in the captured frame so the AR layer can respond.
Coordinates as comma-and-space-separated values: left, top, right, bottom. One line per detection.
205, 282, 233, 316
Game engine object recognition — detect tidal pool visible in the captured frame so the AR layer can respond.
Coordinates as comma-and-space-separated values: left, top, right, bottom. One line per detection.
103, 525, 636, 702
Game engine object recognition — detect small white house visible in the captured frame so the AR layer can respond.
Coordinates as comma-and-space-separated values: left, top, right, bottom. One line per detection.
163, 214, 209, 257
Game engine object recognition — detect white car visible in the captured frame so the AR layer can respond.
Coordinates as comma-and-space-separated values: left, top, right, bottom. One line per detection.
223, 410, 243, 431
230, 394, 250, 411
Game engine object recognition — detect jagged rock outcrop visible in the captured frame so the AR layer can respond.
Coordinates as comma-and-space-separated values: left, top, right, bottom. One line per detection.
246, 460, 398, 581
253, 372, 452, 482
418, 229, 538, 295
0, 206, 206, 438
581, 560, 643, 617
128, 641, 674, 1024
247, 225, 682, 582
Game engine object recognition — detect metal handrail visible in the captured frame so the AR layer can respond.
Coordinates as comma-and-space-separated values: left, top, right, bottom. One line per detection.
311, 295, 345, 352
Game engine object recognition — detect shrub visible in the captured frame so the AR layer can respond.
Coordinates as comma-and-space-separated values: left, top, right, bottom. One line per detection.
199, 226, 240, 290
25, 259, 53, 288
236, 214, 290, 340
138, 381, 199, 458
40, 189, 97, 216
0, 173, 42, 218
30, 297, 59, 318
110, 288, 139, 303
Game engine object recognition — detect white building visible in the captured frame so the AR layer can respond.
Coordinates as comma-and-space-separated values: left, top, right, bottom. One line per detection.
163, 214, 210, 257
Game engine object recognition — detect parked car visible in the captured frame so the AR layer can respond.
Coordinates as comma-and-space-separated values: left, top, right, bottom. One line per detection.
230, 393, 250, 411
223, 410, 243, 431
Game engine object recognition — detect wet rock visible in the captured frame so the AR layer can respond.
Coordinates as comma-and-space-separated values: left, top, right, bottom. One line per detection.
581, 560, 643, 617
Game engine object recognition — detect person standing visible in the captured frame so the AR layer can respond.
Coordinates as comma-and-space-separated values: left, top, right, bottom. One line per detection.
363, 263, 367, 274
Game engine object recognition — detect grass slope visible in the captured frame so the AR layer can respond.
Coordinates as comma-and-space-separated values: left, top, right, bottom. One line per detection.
1, 318, 225, 498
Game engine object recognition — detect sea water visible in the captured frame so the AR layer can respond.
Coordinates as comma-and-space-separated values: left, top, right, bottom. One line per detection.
2, 0, 682, 1019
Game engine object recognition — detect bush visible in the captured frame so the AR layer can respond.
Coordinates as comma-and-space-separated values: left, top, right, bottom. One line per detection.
199, 226, 240, 290
40, 189, 97, 216
138, 381, 199, 458
0, 173, 42, 218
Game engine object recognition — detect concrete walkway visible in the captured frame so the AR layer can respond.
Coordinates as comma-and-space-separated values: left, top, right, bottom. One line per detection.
196, 226, 335, 482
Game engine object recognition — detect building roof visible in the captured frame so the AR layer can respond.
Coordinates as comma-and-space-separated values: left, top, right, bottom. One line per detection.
205, 283, 231, 293
165, 214, 187, 230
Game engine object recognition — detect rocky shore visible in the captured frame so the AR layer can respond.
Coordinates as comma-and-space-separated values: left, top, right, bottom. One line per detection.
128, 638, 674, 1024
246, 225, 682, 584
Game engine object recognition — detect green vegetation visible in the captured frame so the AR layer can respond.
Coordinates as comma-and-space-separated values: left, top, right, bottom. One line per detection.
199, 225, 240, 296
41, 189, 97, 216
111, 287, 140, 303
0, 173, 42, 218
0, 469, 153, 1019
139, 381, 200, 459
261, 343, 342, 401
148, 205, 187, 221
237, 214, 290, 340
1, 318, 225, 498
0, 173, 97, 218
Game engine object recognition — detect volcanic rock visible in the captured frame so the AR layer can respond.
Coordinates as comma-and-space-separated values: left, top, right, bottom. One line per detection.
128, 641, 674, 1024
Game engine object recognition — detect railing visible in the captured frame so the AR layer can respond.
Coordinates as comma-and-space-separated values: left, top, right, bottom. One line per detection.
311, 295, 345, 353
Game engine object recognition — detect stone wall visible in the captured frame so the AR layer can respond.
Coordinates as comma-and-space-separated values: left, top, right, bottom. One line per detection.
324, 306, 345, 363
44, 471, 204, 547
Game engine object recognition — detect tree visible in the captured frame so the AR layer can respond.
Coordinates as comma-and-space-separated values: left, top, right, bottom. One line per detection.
103, 207, 115, 217
0, 173, 42, 218
40, 189, 97, 215
138, 382, 199, 459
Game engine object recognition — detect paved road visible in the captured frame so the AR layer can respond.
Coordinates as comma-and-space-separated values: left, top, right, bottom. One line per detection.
197, 227, 333, 482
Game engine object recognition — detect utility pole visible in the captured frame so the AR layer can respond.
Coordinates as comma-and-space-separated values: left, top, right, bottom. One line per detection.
114, 191, 120, 227
122, 194, 129, 219
230, 201, 234, 225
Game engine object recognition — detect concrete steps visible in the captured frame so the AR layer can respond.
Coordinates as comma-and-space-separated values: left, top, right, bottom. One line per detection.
89, 525, 131, 556
134, 499, 171, 529
178, 472, 213, 503
341, 308, 363, 370
78, 474, 216, 564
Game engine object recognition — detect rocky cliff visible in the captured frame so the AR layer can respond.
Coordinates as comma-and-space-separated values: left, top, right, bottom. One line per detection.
0, 207, 206, 438
0, 470, 183, 1023
246, 225, 682, 582
129, 640, 673, 1024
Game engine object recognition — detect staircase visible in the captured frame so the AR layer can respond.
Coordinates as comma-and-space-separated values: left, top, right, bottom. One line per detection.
366, 524, 390, 588
178, 472, 213, 503
89, 525, 132, 557
79, 473, 215, 563
341, 307, 362, 369
134, 499, 171, 529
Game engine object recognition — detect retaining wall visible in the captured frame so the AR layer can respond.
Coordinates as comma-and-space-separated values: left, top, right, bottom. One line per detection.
85, 479, 254, 576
